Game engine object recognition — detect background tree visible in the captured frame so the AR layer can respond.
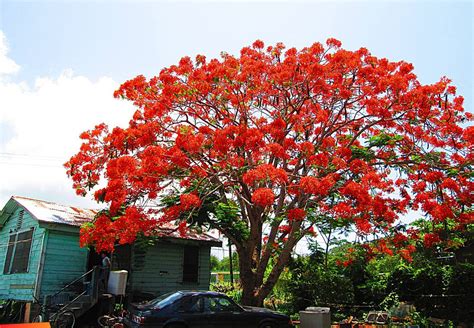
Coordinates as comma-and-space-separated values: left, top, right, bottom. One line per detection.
280, 236, 474, 324
66, 39, 473, 306
210, 253, 240, 272
210, 255, 220, 272
283, 246, 355, 317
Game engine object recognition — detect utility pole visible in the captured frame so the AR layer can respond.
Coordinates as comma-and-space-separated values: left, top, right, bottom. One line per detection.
228, 239, 234, 285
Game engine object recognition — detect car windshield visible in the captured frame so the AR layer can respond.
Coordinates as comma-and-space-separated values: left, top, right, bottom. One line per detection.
146, 292, 183, 308
204, 296, 242, 312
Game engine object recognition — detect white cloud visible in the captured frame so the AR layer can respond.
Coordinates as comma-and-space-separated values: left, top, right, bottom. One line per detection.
0, 31, 134, 208
0, 31, 20, 76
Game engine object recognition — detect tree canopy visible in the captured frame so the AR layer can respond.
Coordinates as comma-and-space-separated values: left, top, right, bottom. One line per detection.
66, 39, 473, 305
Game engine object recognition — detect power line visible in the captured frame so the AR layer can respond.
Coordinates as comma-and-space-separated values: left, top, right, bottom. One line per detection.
0, 161, 62, 168
0, 152, 70, 168
0, 152, 64, 161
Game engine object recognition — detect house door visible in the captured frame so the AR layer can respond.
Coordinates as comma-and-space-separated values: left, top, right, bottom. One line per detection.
87, 247, 102, 271
112, 244, 131, 272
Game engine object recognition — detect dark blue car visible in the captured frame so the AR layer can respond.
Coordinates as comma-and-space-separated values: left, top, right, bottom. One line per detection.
124, 291, 292, 328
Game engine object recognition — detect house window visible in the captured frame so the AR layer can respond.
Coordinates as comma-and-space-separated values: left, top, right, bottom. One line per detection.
3, 229, 34, 274
183, 246, 199, 283
3, 235, 16, 274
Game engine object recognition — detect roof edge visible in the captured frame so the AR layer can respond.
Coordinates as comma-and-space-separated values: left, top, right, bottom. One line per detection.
159, 235, 222, 247
0, 197, 40, 228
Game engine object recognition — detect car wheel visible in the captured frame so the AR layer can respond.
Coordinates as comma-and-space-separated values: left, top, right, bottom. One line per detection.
53, 311, 76, 328
259, 322, 277, 328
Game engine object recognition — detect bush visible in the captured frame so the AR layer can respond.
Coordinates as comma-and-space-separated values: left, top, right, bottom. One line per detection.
210, 282, 242, 304
282, 255, 355, 318
445, 263, 474, 324
387, 262, 474, 324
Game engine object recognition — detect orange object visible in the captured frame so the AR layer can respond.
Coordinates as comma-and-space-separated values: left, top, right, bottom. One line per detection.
0, 324, 51, 328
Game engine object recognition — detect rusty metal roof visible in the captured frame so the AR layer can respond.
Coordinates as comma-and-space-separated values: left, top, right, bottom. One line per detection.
154, 223, 222, 246
12, 196, 97, 227
9, 196, 221, 245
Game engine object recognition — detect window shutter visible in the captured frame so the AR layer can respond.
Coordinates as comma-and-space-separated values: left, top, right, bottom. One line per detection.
3, 235, 16, 274
15, 210, 24, 231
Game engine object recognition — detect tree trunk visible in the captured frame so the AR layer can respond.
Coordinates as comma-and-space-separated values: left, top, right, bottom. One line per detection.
237, 232, 300, 307
240, 277, 258, 306
325, 228, 332, 269
238, 247, 259, 306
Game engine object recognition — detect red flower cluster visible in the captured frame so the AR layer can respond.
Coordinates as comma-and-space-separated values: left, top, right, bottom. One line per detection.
79, 207, 155, 252
278, 225, 292, 234
398, 245, 416, 262
299, 176, 322, 195
392, 233, 408, 248
180, 193, 202, 211
251, 188, 275, 207
243, 164, 288, 186
288, 208, 306, 221
423, 233, 442, 248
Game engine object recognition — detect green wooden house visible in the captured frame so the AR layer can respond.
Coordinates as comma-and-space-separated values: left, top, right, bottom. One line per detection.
0, 196, 221, 310
0, 196, 96, 303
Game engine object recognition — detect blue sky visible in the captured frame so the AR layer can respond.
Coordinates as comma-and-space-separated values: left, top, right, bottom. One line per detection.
2, 0, 473, 98
0, 0, 472, 207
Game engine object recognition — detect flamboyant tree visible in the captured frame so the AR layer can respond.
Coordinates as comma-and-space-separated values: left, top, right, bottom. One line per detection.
66, 39, 473, 306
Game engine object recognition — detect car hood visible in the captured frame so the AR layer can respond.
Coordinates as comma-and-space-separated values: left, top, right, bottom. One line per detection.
129, 302, 156, 312
242, 306, 282, 315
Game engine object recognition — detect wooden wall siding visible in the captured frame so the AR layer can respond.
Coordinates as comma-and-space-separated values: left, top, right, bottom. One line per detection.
0, 207, 45, 301
39, 231, 88, 299
130, 242, 211, 296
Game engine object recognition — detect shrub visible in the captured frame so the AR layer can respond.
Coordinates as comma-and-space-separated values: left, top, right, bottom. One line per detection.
210, 282, 242, 304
